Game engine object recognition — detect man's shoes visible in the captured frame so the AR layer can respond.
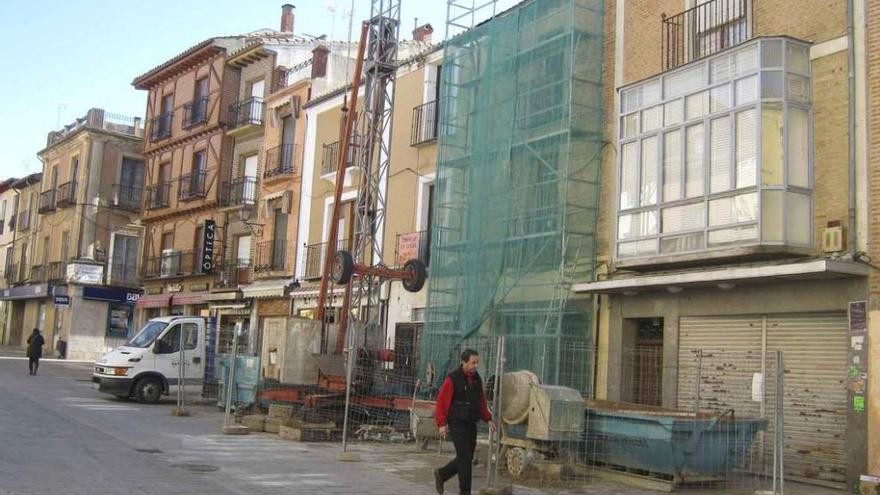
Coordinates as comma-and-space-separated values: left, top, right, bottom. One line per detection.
433, 468, 444, 494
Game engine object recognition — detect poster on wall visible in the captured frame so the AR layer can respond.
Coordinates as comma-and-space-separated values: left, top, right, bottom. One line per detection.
107, 303, 133, 338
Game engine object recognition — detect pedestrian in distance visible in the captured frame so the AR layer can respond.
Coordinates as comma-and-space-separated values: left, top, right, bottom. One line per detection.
26, 328, 45, 376
433, 349, 496, 495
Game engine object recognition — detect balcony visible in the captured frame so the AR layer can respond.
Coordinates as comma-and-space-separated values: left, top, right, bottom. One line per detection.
29, 264, 45, 283
110, 183, 143, 212
108, 260, 140, 287
182, 97, 209, 129
302, 239, 349, 280
411, 100, 438, 146
149, 111, 173, 141
178, 171, 207, 201
395, 230, 431, 268
321, 137, 360, 176
227, 97, 264, 134
616, 37, 813, 268
17, 210, 30, 231
254, 239, 290, 273
4, 264, 18, 285
143, 250, 205, 279
56, 181, 77, 208
145, 182, 171, 210
47, 109, 143, 146
662, 0, 753, 70
217, 260, 252, 288
46, 261, 65, 284
38, 189, 56, 213
220, 176, 257, 208
264, 144, 298, 180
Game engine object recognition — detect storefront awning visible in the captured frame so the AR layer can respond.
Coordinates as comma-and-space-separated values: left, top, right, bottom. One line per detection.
240, 278, 294, 299
136, 294, 171, 308
0, 284, 50, 300
171, 292, 209, 306
202, 290, 241, 302
289, 282, 345, 299
572, 259, 868, 295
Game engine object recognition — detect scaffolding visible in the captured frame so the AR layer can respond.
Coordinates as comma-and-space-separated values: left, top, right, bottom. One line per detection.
421, 0, 606, 394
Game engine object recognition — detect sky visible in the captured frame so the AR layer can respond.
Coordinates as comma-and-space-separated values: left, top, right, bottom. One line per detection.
0, 0, 518, 182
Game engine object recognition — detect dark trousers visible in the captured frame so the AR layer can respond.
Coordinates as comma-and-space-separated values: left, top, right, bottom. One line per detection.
438, 421, 477, 495
28, 357, 39, 375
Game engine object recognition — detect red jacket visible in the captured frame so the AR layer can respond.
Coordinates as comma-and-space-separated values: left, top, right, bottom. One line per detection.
434, 371, 492, 427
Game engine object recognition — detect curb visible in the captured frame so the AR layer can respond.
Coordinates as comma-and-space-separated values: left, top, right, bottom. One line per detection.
0, 356, 93, 364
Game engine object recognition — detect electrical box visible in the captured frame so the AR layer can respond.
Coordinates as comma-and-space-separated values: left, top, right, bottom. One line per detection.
822, 226, 844, 253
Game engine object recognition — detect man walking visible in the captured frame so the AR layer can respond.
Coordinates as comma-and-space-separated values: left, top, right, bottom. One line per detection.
26, 328, 45, 376
434, 349, 496, 495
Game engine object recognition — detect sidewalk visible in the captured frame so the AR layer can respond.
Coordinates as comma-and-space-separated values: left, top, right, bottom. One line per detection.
0, 345, 93, 363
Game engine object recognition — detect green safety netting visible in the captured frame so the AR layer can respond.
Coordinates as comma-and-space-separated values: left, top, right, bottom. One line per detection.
420, 0, 606, 395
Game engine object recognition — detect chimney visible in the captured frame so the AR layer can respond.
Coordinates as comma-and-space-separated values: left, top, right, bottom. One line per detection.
311, 45, 330, 79
281, 4, 295, 33
412, 23, 433, 43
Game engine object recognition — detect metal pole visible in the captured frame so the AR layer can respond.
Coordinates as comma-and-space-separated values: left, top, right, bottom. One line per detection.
776, 349, 784, 494
175, 321, 187, 415
223, 322, 242, 427
341, 323, 357, 453
694, 349, 702, 413
487, 335, 505, 487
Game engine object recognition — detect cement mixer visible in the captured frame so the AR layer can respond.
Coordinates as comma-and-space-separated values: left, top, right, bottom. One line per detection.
496, 370, 584, 477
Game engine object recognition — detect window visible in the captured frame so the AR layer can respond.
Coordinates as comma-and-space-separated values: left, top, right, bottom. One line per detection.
111, 234, 140, 284
107, 303, 133, 338
616, 38, 812, 259
154, 323, 198, 354
0, 199, 5, 235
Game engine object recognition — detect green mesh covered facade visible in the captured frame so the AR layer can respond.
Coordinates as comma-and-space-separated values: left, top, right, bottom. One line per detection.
420, 0, 605, 394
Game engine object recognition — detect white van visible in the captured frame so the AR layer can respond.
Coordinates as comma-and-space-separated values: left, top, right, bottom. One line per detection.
92, 316, 206, 404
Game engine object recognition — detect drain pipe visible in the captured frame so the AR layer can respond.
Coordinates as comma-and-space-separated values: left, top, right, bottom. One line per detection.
847, 0, 857, 257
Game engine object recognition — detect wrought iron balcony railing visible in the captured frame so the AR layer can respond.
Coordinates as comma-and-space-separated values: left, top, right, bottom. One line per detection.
254, 239, 291, 273
178, 171, 207, 201
264, 144, 298, 178
143, 250, 207, 279
302, 238, 349, 280
321, 137, 360, 176
56, 181, 77, 208
662, 0, 753, 70
149, 111, 173, 141
38, 189, 56, 213
228, 97, 264, 129
110, 184, 143, 212
220, 176, 257, 207
183, 97, 209, 129
411, 100, 438, 146
145, 182, 171, 210
217, 260, 252, 288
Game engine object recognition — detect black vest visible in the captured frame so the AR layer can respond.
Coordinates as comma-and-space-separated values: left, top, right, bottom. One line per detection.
448, 367, 483, 424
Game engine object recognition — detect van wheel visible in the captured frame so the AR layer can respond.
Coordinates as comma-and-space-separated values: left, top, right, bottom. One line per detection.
134, 377, 162, 404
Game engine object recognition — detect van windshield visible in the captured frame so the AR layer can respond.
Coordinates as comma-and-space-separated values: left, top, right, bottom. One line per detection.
126, 321, 169, 348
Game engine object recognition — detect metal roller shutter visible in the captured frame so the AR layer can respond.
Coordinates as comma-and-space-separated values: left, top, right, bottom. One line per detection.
677, 313, 848, 490
766, 313, 848, 488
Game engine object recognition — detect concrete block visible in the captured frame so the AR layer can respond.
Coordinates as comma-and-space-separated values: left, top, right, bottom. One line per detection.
241, 415, 266, 432
267, 404, 296, 420
277, 424, 337, 442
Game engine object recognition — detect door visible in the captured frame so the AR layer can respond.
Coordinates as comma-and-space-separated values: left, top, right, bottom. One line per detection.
393, 323, 420, 389
153, 321, 203, 395
281, 115, 296, 170
119, 158, 144, 205
272, 209, 287, 268
242, 155, 258, 203
249, 80, 265, 122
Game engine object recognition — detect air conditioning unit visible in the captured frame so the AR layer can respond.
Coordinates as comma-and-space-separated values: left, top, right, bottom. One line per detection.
160, 249, 181, 277
822, 225, 844, 253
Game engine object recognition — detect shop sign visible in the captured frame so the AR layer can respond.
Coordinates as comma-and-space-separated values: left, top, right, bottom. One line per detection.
201, 220, 216, 274
145, 286, 163, 295
166, 283, 182, 293
54, 295, 70, 308
190, 282, 209, 292
66, 262, 104, 285
82, 286, 141, 305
